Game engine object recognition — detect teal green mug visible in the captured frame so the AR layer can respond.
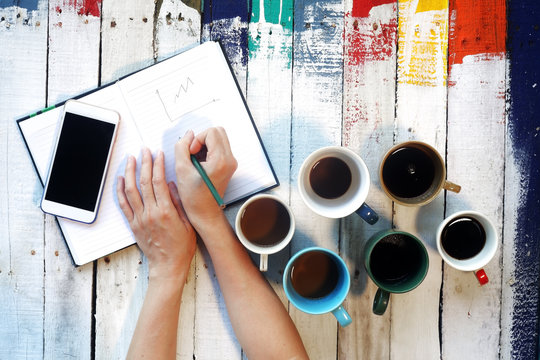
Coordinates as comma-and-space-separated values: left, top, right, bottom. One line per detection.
364, 230, 429, 315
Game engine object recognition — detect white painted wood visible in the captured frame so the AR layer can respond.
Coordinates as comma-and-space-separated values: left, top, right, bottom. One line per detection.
193, 9, 250, 360
246, 0, 294, 301
154, 3, 201, 359
96, 1, 155, 359
155, 0, 200, 61
242, 6, 295, 358
0, 2, 48, 358
391, 0, 448, 358
442, 55, 506, 359
43, 1, 100, 358
339, 2, 397, 358
501, 121, 520, 360
290, 1, 344, 358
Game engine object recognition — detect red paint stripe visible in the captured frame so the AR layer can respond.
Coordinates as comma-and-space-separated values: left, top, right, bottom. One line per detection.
59, 0, 101, 17
352, 0, 395, 18
448, 0, 506, 67
345, 1, 397, 66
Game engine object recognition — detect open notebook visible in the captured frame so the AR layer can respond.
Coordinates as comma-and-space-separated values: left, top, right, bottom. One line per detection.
17, 41, 278, 266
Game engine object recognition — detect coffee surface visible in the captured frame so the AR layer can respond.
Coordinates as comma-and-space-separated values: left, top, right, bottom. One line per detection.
240, 198, 290, 246
309, 157, 352, 199
290, 251, 339, 299
382, 146, 435, 198
370, 234, 423, 284
441, 216, 486, 260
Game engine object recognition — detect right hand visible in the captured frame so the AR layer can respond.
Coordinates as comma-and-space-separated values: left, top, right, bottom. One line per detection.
174, 127, 238, 229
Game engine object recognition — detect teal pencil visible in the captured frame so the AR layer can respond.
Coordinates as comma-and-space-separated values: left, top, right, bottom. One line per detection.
190, 155, 226, 209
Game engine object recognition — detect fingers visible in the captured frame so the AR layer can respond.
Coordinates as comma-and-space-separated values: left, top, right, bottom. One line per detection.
152, 151, 174, 208
116, 176, 134, 222
123, 155, 144, 214
168, 182, 190, 226
139, 148, 156, 205
189, 127, 231, 157
175, 130, 195, 173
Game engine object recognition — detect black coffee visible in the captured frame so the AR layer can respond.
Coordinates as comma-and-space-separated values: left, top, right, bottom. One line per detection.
240, 198, 291, 246
370, 234, 423, 284
290, 251, 339, 299
382, 146, 435, 198
309, 157, 352, 199
441, 217, 486, 260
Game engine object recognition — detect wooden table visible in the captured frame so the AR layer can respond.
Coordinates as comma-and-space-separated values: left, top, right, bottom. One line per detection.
1, 1, 539, 359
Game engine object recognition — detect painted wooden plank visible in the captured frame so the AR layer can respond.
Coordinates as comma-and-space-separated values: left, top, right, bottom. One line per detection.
339, 0, 397, 358
391, 0, 448, 358
290, 0, 344, 358
503, 1, 540, 358
195, 2, 250, 359
246, 0, 294, 320
202, 0, 249, 93
0, 1, 48, 358
154, 0, 200, 61
442, 0, 506, 358
95, 1, 155, 359
153, 2, 201, 359
43, 1, 102, 358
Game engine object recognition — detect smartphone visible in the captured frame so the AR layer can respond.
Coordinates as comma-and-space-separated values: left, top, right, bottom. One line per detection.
41, 100, 120, 223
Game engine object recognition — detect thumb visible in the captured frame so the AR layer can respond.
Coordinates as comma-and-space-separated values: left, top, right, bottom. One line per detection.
175, 130, 195, 168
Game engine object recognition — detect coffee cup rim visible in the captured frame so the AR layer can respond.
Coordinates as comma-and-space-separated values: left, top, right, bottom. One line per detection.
364, 230, 429, 293
235, 193, 295, 255
283, 247, 351, 315
436, 210, 498, 271
379, 141, 446, 206
297, 146, 370, 218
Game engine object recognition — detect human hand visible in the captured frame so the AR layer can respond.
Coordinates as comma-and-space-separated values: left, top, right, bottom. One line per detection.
174, 127, 238, 230
116, 148, 196, 281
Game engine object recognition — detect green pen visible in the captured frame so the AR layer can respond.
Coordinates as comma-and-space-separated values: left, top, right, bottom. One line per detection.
190, 154, 226, 209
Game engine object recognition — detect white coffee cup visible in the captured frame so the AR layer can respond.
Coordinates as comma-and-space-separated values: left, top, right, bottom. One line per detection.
297, 146, 378, 223
235, 194, 295, 272
436, 210, 498, 285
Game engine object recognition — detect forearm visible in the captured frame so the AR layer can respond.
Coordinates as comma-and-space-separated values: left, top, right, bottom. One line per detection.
127, 277, 186, 360
196, 216, 308, 360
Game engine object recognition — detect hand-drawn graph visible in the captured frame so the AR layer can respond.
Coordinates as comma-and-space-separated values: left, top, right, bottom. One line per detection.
152, 60, 220, 122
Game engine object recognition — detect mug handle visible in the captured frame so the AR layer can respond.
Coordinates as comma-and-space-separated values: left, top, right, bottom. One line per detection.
475, 269, 489, 285
331, 305, 352, 327
373, 288, 390, 315
355, 203, 379, 225
443, 180, 461, 193
259, 254, 268, 272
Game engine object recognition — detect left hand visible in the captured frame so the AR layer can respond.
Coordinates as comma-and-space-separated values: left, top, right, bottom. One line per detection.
116, 148, 196, 281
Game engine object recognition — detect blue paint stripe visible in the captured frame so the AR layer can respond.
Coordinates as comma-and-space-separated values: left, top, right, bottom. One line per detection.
507, 1, 540, 359
0, 0, 39, 11
201, 0, 249, 67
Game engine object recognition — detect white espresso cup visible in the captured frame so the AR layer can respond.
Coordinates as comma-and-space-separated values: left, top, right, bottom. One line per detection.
436, 210, 498, 285
298, 146, 378, 224
235, 194, 295, 272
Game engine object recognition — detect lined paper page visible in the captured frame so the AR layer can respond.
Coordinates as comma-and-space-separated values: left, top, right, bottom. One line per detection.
119, 41, 277, 204
19, 84, 142, 265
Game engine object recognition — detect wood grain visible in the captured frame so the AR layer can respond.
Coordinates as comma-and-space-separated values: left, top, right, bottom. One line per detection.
0, 1, 48, 358
290, 0, 344, 358
339, 1, 396, 358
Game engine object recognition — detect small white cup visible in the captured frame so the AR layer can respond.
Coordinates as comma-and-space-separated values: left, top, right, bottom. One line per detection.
297, 146, 378, 223
235, 194, 295, 272
436, 210, 498, 285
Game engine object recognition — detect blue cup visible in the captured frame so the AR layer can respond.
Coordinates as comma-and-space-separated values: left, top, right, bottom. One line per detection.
283, 247, 352, 327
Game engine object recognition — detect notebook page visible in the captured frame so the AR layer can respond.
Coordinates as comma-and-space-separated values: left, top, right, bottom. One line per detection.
118, 41, 277, 204
19, 84, 142, 265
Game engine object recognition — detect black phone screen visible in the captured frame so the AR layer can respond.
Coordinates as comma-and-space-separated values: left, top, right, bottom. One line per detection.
44, 112, 116, 211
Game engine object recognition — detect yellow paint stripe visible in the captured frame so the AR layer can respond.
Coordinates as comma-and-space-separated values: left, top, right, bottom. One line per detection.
397, 0, 448, 86
416, 0, 448, 13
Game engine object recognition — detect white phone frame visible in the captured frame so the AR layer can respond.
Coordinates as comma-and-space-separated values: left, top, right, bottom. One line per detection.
41, 100, 120, 224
